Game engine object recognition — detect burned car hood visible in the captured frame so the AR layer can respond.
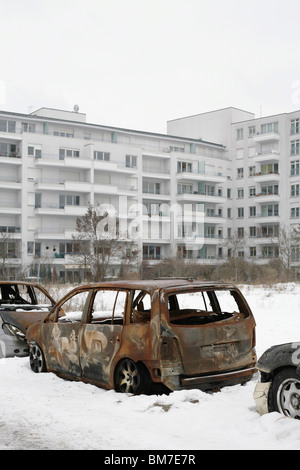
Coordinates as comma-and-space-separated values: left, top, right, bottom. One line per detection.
0, 309, 49, 333
256, 341, 300, 373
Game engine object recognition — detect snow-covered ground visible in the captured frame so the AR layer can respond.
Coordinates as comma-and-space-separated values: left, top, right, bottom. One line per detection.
1, 283, 300, 451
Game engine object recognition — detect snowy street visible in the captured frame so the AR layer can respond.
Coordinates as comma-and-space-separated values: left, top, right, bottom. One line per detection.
1, 284, 300, 450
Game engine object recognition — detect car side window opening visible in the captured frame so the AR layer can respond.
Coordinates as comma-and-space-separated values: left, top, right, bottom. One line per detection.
131, 290, 151, 323
168, 289, 246, 325
0, 284, 33, 305
57, 290, 90, 323
89, 289, 127, 325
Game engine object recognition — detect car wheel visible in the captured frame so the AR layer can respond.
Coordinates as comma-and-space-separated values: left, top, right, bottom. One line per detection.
29, 344, 46, 373
114, 358, 151, 394
268, 367, 300, 419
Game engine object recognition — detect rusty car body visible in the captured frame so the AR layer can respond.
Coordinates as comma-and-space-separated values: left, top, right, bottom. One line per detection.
27, 279, 257, 394
0, 281, 55, 358
254, 343, 300, 419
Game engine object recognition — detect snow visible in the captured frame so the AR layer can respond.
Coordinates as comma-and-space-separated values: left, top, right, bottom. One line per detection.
1, 283, 300, 450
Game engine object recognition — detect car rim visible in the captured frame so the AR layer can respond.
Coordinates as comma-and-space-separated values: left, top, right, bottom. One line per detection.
116, 359, 140, 393
30, 345, 44, 373
277, 378, 300, 419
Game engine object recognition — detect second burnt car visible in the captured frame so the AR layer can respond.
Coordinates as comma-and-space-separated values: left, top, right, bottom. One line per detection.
27, 279, 257, 394
0, 281, 55, 358
254, 342, 300, 419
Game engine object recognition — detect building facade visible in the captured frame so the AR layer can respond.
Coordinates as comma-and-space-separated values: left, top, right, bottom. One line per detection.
168, 107, 300, 271
1, 105, 299, 281
0, 106, 228, 281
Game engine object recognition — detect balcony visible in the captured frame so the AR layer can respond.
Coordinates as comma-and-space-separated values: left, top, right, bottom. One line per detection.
0, 201, 22, 214
0, 175, 21, 189
253, 150, 280, 163
254, 192, 280, 203
176, 170, 226, 184
177, 191, 226, 204
35, 203, 89, 216
253, 132, 280, 142
253, 171, 280, 183
35, 178, 91, 193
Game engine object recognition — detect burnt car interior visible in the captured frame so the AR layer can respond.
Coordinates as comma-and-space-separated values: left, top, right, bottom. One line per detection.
168, 289, 248, 325
0, 284, 38, 307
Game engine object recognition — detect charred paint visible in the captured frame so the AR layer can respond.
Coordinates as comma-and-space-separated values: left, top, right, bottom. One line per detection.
26, 279, 257, 393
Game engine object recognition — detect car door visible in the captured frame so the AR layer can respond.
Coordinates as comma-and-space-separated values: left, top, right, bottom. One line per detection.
43, 289, 91, 378
79, 288, 128, 386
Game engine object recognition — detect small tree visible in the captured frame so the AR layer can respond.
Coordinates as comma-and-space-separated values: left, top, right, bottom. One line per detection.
273, 224, 300, 280
72, 206, 139, 281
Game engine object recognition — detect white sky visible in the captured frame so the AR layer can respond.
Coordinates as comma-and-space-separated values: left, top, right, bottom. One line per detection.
1, 0, 300, 133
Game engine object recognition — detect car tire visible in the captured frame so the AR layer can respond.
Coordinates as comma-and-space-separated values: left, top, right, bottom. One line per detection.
114, 358, 152, 394
29, 343, 47, 373
268, 367, 300, 419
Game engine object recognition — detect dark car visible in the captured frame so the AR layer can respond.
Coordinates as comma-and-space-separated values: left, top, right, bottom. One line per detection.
27, 279, 257, 394
0, 281, 55, 358
254, 343, 300, 419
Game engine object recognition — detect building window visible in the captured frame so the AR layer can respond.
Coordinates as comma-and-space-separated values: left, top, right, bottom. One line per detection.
177, 183, 193, 194
291, 140, 300, 156
0, 119, 16, 133
126, 155, 137, 168
291, 118, 299, 135
237, 168, 244, 179
249, 166, 256, 176
249, 206, 256, 217
237, 188, 244, 198
250, 227, 256, 237
237, 207, 244, 218
177, 161, 192, 173
261, 184, 278, 195
261, 163, 278, 175
291, 184, 300, 197
291, 207, 300, 218
237, 227, 244, 238
261, 204, 279, 217
59, 148, 80, 159
22, 122, 36, 133
248, 126, 256, 137
94, 151, 110, 161
143, 181, 160, 195
59, 195, 80, 208
249, 187, 256, 197
291, 160, 300, 176
250, 247, 256, 258
54, 128, 74, 138
143, 245, 161, 260
261, 122, 278, 134
236, 128, 243, 140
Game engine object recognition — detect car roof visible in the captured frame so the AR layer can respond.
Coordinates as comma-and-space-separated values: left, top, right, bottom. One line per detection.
75, 278, 237, 293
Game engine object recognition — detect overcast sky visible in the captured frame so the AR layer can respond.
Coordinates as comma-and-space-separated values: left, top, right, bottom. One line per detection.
1, 0, 300, 133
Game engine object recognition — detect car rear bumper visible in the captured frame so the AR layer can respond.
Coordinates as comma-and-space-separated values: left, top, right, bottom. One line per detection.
180, 367, 257, 390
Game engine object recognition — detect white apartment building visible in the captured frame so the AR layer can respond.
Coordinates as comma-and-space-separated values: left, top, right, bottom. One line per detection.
1, 105, 300, 281
168, 107, 300, 269
0, 106, 228, 281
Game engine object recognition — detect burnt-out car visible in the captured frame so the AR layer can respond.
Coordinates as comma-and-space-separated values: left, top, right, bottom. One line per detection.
254, 343, 300, 419
0, 281, 55, 358
27, 279, 257, 394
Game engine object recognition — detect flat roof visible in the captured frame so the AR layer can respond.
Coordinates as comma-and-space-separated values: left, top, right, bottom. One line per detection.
0, 108, 225, 149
